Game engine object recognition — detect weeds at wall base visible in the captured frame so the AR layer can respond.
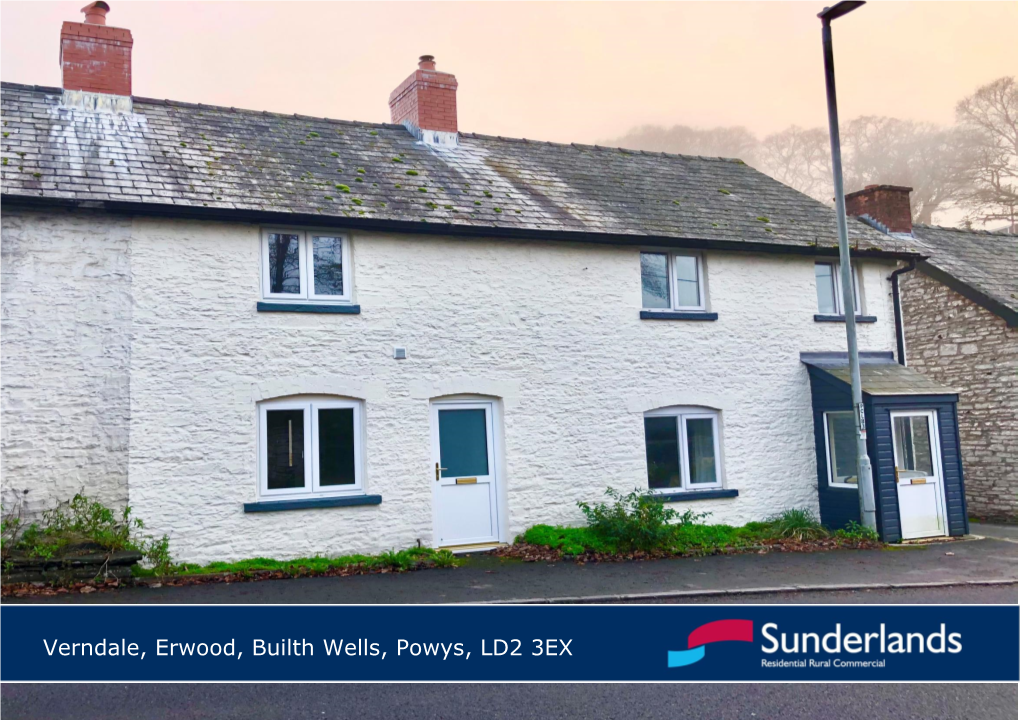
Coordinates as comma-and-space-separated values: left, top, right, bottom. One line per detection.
2, 547, 461, 598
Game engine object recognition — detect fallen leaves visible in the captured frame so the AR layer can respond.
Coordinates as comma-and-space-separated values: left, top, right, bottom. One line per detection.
492, 535, 883, 565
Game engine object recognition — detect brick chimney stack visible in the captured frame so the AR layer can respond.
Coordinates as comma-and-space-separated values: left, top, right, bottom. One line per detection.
389, 55, 459, 147
844, 185, 914, 235
61, 1, 133, 97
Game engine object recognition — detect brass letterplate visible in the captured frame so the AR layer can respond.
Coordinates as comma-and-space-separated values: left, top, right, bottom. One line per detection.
456, 477, 478, 485
910, 478, 926, 485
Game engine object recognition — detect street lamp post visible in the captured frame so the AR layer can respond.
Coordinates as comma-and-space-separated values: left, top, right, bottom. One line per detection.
818, 1, 877, 533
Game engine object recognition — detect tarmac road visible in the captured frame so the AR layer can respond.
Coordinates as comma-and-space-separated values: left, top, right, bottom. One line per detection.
628, 582, 1018, 604
1, 681, 1016, 720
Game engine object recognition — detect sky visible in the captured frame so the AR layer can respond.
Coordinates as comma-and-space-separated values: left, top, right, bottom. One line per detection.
1, 1, 1016, 145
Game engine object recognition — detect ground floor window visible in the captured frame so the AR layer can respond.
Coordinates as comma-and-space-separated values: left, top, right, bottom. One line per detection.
824, 411, 858, 487
258, 397, 362, 499
643, 408, 722, 491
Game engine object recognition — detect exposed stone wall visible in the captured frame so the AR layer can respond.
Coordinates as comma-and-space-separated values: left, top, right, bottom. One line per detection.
900, 270, 1018, 521
2, 208, 900, 562
1, 208, 132, 516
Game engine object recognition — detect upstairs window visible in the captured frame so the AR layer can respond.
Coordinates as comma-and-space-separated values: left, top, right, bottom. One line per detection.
259, 397, 363, 500
262, 229, 351, 303
643, 408, 723, 492
641, 251, 707, 311
815, 261, 860, 316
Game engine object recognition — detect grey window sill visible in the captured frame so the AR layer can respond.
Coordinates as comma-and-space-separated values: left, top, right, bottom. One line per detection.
640, 311, 719, 321
243, 494, 381, 513
814, 314, 877, 323
257, 302, 361, 314
652, 489, 738, 503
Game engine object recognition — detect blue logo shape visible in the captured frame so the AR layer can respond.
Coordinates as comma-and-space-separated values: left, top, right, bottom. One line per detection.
667, 646, 706, 667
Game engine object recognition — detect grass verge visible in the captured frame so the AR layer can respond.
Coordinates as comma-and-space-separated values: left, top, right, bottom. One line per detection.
141, 546, 458, 579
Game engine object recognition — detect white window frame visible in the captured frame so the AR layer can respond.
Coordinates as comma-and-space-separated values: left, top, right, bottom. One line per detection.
640, 251, 708, 312
260, 228, 353, 304
643, 406, 724, 492
815, 261, 861, 316
258, 396, 364, 501
822, 410, 858, 490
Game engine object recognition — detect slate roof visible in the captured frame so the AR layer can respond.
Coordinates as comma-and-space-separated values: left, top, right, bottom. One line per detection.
910, 223, 1018, 314
803, 356, 957, 396
0, 82, 914, 256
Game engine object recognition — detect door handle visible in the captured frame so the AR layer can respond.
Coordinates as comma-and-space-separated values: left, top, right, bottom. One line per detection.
894, 467, 900, 482
435, 463, 447, 481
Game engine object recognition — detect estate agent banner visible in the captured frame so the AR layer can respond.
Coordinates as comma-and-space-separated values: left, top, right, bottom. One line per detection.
2, 605, 1017, 682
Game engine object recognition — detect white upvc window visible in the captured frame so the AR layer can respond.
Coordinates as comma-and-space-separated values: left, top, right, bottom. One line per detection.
258, 397, 363, 500
823, 411, 858, 489
261, 228, 352, 303
814, 261, 860, 316
643, 407, 723, 492
640, 251, 708, 311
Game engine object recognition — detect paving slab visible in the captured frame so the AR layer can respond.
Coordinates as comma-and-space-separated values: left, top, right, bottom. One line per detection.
5, 536, 1016, 605
971, 522, 1018, 541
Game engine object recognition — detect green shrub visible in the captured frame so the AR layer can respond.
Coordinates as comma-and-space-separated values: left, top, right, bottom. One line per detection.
577, 488, 709, 552
3, 491, 178, 575
43, 493, 143, 552
764, 508, 829, 541
835, 520, 879, 542
515, 499, 862, 557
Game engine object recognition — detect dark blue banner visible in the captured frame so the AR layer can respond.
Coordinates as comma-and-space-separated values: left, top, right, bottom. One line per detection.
2, 604, 1016, 681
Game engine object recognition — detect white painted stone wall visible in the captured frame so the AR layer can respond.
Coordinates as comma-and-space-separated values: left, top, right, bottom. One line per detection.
2, 209, 899, 563
1, 209, 132, 517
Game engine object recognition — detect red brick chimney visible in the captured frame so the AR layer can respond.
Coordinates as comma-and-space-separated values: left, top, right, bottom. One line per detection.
61, 2, 133, 97
389, 56, 458, 145
844, 185, 913, 234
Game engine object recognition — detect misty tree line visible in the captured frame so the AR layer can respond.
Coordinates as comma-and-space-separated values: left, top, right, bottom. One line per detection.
604, 77, 1017, 231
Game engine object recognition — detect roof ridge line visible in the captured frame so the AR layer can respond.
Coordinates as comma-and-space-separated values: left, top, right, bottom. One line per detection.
916, 222, 1018, 237
4, 80, 748, 164
1, 81, 63, 94
460, 129, 745, 163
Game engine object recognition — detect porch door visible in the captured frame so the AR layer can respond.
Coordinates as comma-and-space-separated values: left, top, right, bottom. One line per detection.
430, 401, 500, 548
891, 410, 947, 539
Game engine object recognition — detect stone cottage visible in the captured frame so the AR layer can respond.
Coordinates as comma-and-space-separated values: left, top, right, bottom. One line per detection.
1, 4, 970, 563
846, 185, 1018, 522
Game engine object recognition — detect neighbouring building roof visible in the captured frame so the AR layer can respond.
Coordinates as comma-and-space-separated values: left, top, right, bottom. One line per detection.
0, 82, 916, 257
910, 224, 1019, 321
802, 353, 957, 396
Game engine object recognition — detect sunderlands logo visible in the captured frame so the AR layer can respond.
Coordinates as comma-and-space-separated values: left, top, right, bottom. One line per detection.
760, 623, 963, 669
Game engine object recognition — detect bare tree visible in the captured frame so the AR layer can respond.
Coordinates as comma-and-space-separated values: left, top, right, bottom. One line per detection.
955, 76, 1018, 231
601, 77, 1016, 230
756, 126, 832, 203
835, 116, 969, 224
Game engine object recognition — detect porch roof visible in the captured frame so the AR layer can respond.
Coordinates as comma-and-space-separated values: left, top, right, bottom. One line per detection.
801, 353, 958, 396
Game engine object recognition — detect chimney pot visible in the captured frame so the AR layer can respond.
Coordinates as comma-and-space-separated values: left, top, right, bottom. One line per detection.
389, 56, 459, 141
81, 1, 110, 25
61, 1, 133, 97
845, 184, 914, 235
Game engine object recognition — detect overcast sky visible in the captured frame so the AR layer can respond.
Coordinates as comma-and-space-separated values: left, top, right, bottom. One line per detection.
1, 1, 1016, 143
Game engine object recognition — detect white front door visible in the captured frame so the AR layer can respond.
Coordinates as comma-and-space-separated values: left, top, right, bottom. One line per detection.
891, 410, 948, 540
430, 401, 500, 548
